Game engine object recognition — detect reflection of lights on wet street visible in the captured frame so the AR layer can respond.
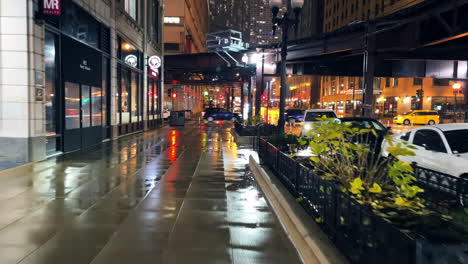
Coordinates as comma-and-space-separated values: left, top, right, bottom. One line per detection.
240, 187, 262, 207
168, 147, 177, 164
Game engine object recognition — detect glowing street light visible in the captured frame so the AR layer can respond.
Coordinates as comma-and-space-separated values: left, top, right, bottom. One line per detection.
453, 82, 463, 122
241, 54, 249, 64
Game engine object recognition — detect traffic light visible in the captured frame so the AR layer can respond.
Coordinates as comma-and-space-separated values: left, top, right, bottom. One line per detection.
172, 92, 177, 99
416, 89, 424, 98
261, 94, 267, 101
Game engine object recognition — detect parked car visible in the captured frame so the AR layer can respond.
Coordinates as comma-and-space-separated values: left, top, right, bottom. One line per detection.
285, 109, 305, 126
300, 109, 338, 137
203, 108, 240, 122
393, 110, 440, 125
340, 117, 392, 153
382, 124, 468, 179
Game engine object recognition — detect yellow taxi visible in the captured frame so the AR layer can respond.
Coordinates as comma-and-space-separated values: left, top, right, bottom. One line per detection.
393, 110, 440, 125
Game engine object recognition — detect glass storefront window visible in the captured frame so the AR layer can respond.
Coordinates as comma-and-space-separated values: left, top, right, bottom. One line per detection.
65, 82, 80, 129
92, 87, 102, 126
45, 31, 57, 136
148, 80, 155, 120
124, 0, 138, 21
61, 1, 99, 48
102, 58, 108, 135
131, 73, 139, 122
82, 85, 91, 127
121, 69, 130, 124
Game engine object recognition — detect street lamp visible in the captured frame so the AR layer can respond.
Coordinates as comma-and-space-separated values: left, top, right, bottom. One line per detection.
453, 82, 462, 122
269, 0, 304, 134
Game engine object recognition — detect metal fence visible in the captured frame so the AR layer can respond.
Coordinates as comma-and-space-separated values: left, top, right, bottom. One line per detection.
256, 138, 468, 264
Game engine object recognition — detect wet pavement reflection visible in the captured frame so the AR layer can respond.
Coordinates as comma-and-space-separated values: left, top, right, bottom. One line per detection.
0, 122, 301, 264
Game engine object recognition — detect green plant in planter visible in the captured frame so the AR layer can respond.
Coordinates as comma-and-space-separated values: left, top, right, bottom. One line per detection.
245, 115, 264, 126
302, 116, 429, 216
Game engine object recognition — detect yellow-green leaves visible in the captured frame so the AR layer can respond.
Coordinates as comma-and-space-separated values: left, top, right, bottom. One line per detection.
301, 115, 427, 217
297, 137, 308, 146
395, 196, 411, 207
350, 177, 365, 194
369, 183, 383, 193
401, 185, 424, 198
310, 156, 320, 163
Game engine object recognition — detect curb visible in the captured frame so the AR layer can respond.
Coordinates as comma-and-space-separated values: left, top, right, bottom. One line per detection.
231, 130, 255, 144
249, 155, 349, 264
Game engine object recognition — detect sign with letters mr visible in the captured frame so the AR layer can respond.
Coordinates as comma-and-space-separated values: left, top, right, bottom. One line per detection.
42, 0, 61, 16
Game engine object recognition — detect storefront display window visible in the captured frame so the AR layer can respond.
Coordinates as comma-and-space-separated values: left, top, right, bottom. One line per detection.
65, 83, 80, 129
45, 31, 57, 136
116, 36, 145, 134
345, 101, 354, 114
121, 68, 130, 124
82, 85, 91, 128
102, 58, 110, 139
92, 87, 102, 126
384, 97, 398, 117
148, 81, 155, 120
131, 73, 140, 122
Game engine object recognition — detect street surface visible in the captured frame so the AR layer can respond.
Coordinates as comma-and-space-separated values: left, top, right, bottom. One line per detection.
0, 122, 301, 264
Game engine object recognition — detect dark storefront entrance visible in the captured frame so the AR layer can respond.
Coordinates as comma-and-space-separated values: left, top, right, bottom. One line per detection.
43, 0, 111, 154
62, 35, 103, 152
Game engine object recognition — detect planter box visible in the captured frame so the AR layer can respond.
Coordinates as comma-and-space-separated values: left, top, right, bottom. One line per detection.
234, 122, 277, 137
257, 138, 468, 264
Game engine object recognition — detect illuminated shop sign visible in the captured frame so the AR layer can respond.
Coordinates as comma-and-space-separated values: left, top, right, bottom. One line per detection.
148, 56, 161, 79
164, 17, 181, 24
42, 0, 61, 16
125, 55, 138, 68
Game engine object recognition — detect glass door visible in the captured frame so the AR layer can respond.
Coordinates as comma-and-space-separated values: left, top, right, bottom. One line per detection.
63, 82, 103, 152
64, 82, 81, 152
82, 85, 103, 148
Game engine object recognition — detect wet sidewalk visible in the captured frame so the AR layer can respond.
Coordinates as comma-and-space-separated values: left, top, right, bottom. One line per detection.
0, 122, 301, 264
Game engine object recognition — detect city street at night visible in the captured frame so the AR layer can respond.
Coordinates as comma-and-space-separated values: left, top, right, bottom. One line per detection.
2, 0, 468, 263
0, 122, 301, 264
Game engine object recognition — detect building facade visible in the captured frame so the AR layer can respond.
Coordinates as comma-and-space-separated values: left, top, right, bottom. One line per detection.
162, 0, 209, 114
323, 0, 427, 32
209, 0, 281, 47
163, 0, 209, 55
319, 76, 465, 120
0, 0, 163, 168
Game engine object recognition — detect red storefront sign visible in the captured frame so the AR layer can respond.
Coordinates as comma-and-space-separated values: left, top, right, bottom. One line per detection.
43, 0, 61, 16
148, 67, 159, 79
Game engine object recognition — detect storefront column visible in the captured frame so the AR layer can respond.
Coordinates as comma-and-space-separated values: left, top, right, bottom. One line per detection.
0, 0, 46, 164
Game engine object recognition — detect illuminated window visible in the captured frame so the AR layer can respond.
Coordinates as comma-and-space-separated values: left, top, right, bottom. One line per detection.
164, 17, 181, 24
124, 0, 138, 21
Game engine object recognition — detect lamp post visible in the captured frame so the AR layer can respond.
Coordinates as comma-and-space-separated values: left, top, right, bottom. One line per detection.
453, 82, 462, 123
269, 0, 304, 134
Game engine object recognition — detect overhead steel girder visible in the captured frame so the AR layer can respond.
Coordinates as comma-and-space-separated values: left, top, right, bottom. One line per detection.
283, 0, 468, 64
164, 52, 256, 85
